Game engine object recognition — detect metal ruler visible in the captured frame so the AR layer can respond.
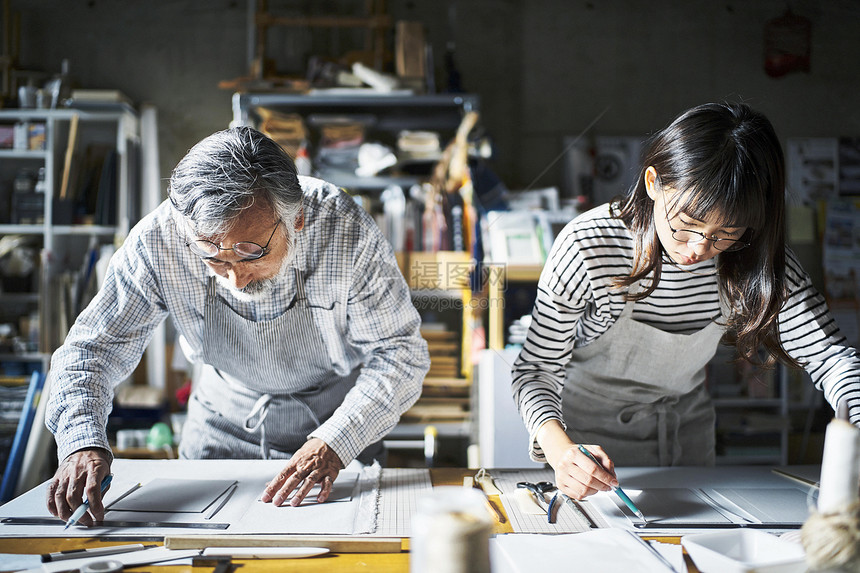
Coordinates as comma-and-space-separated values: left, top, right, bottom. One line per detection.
1, 517, 229, 529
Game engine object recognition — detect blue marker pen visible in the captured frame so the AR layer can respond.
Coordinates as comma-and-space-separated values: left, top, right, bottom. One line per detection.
577, 445, 647, 523
64, 474, 113, 530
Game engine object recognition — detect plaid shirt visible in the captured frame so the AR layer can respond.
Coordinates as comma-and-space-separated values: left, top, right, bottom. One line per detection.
47, 176, 429, 464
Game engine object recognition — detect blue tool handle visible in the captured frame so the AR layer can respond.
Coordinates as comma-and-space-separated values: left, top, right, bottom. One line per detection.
547, 491, 559, 523
64, 474, 113, 529
613, 486, 640, 515
577, 445, 646, 521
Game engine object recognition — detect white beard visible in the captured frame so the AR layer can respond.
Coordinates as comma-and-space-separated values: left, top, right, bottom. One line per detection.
213, 238, 297, 303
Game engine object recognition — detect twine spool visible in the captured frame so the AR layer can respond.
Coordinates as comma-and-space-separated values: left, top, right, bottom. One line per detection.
801, 503, 860, 572
801, 418, 860, 572
410, 486, 492, 573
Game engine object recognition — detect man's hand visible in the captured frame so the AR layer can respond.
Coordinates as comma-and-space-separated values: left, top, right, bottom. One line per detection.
46, 448, 112, 526
260, 438, 343, 506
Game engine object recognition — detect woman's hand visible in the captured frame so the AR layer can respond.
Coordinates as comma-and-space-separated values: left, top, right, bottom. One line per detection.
536, 420, 618, 499
260, 438, 342, 506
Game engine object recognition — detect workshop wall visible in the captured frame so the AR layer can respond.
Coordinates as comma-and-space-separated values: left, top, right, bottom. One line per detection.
8, 0, 859, 194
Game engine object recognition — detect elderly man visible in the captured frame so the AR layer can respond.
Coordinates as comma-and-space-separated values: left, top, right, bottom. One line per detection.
45, 126, 429, 525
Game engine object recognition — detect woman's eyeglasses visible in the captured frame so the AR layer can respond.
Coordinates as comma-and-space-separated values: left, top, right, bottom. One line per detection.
186, 219, 281, 260
661, 190, 750, 253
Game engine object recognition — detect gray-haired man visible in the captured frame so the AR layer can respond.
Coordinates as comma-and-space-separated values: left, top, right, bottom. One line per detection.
45, 127, 429, 525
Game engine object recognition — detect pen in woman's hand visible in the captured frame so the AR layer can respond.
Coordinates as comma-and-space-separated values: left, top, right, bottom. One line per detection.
577, 445, 648, 523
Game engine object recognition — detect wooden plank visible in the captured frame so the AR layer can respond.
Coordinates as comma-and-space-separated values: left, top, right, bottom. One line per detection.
59, 113, 79, 200
164, 535, 403, 553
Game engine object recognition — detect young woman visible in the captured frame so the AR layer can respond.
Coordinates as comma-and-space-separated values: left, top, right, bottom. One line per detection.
512, 102, 860, 499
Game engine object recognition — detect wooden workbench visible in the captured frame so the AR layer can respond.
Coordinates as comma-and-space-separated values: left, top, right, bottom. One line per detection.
0, 468, 696, 572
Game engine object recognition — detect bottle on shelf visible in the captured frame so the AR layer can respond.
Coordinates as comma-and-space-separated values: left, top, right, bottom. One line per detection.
294, 142, 312, 176
34, 168, 46, 194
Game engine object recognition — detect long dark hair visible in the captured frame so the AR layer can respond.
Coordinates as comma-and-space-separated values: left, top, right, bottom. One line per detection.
612, 102, 799, 368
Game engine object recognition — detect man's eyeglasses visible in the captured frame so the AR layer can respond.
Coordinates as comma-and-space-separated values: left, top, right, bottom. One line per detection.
661, 189, 750, 253
186, 219, 281, 260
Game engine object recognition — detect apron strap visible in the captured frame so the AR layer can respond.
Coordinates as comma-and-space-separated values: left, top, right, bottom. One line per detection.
237, 388, 327, 460
294, 267, 307, 303
619, 280, 642, 318
243, 394, 273, 459
618, 397, 682, 466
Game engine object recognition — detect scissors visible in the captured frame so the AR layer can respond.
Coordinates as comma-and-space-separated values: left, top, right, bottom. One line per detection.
516, 481, 556, 511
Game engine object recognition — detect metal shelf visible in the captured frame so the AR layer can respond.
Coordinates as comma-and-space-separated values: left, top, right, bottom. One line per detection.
0, 108, 139, 368
0, 224, 46, 235
51, 225, 119, 236
0, 353, 49, 362
0, 293, 39, 303
0, 150, 48, 159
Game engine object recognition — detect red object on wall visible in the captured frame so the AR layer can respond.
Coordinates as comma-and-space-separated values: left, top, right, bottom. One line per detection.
764, 9, 811, 78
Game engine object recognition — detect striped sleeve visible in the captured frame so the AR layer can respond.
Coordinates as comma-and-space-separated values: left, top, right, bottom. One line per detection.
779, 250, 860, 424
511, 206, 631, 462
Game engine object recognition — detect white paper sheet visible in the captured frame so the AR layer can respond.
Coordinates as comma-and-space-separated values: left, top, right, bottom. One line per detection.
607, 488, 732, 526
0, 459, 379, 538
490, 530, 681, 573
369, 467, 433, 537
109, 478, 237, 512
591, 486, 813, 533
283, 472, 358, 504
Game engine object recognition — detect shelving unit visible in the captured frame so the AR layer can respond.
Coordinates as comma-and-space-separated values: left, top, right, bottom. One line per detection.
231, 92, 479, 192
487, 263, 542, 350
707, 346, 790, 465
0, 106, 139, 378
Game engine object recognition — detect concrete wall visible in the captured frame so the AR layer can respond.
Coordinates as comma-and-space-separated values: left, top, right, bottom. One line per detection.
9, 0, 859, 196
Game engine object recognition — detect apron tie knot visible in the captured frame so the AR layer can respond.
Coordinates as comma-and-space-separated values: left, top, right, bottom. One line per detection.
243, 394, 273, 459
617, 397, 682, 466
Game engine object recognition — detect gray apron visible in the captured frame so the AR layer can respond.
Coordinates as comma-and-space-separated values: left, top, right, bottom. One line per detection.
179, 267, 383, 463
562, 282, 727, 467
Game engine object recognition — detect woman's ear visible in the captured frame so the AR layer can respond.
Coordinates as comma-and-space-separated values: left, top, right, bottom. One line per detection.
294, 209, 305, 231
644, 166, 659, 201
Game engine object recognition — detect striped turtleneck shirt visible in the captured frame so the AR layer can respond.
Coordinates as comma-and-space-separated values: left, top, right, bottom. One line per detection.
512, 203, 860, 461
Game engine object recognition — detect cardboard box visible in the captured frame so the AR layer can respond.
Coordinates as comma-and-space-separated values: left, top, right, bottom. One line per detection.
0, 125, 15, 148
407, 251, 473, 290
28, 123, 46, 150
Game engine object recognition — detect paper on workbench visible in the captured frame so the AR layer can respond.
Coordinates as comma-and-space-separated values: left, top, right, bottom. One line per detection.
283, 472, 358, 503
0, 459, 380, 538
0, 553, 42, 571
711, 488, 814, 523
233, 471, 370, 534
109, 478, 237, 512
593, 486, 812, 531
490, 530, 681, 573
367, 467, 433, 537
608, 488, 733, 525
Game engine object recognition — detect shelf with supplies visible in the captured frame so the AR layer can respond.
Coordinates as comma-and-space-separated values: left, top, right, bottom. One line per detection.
487, 263, 543, 350
230, 91, 480, 193
384, 250, 475, 467
0, 106, 141, 378
706, 345, 790, 465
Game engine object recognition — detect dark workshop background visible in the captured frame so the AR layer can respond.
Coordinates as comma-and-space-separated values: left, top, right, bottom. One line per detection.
10, 0, 859, 194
